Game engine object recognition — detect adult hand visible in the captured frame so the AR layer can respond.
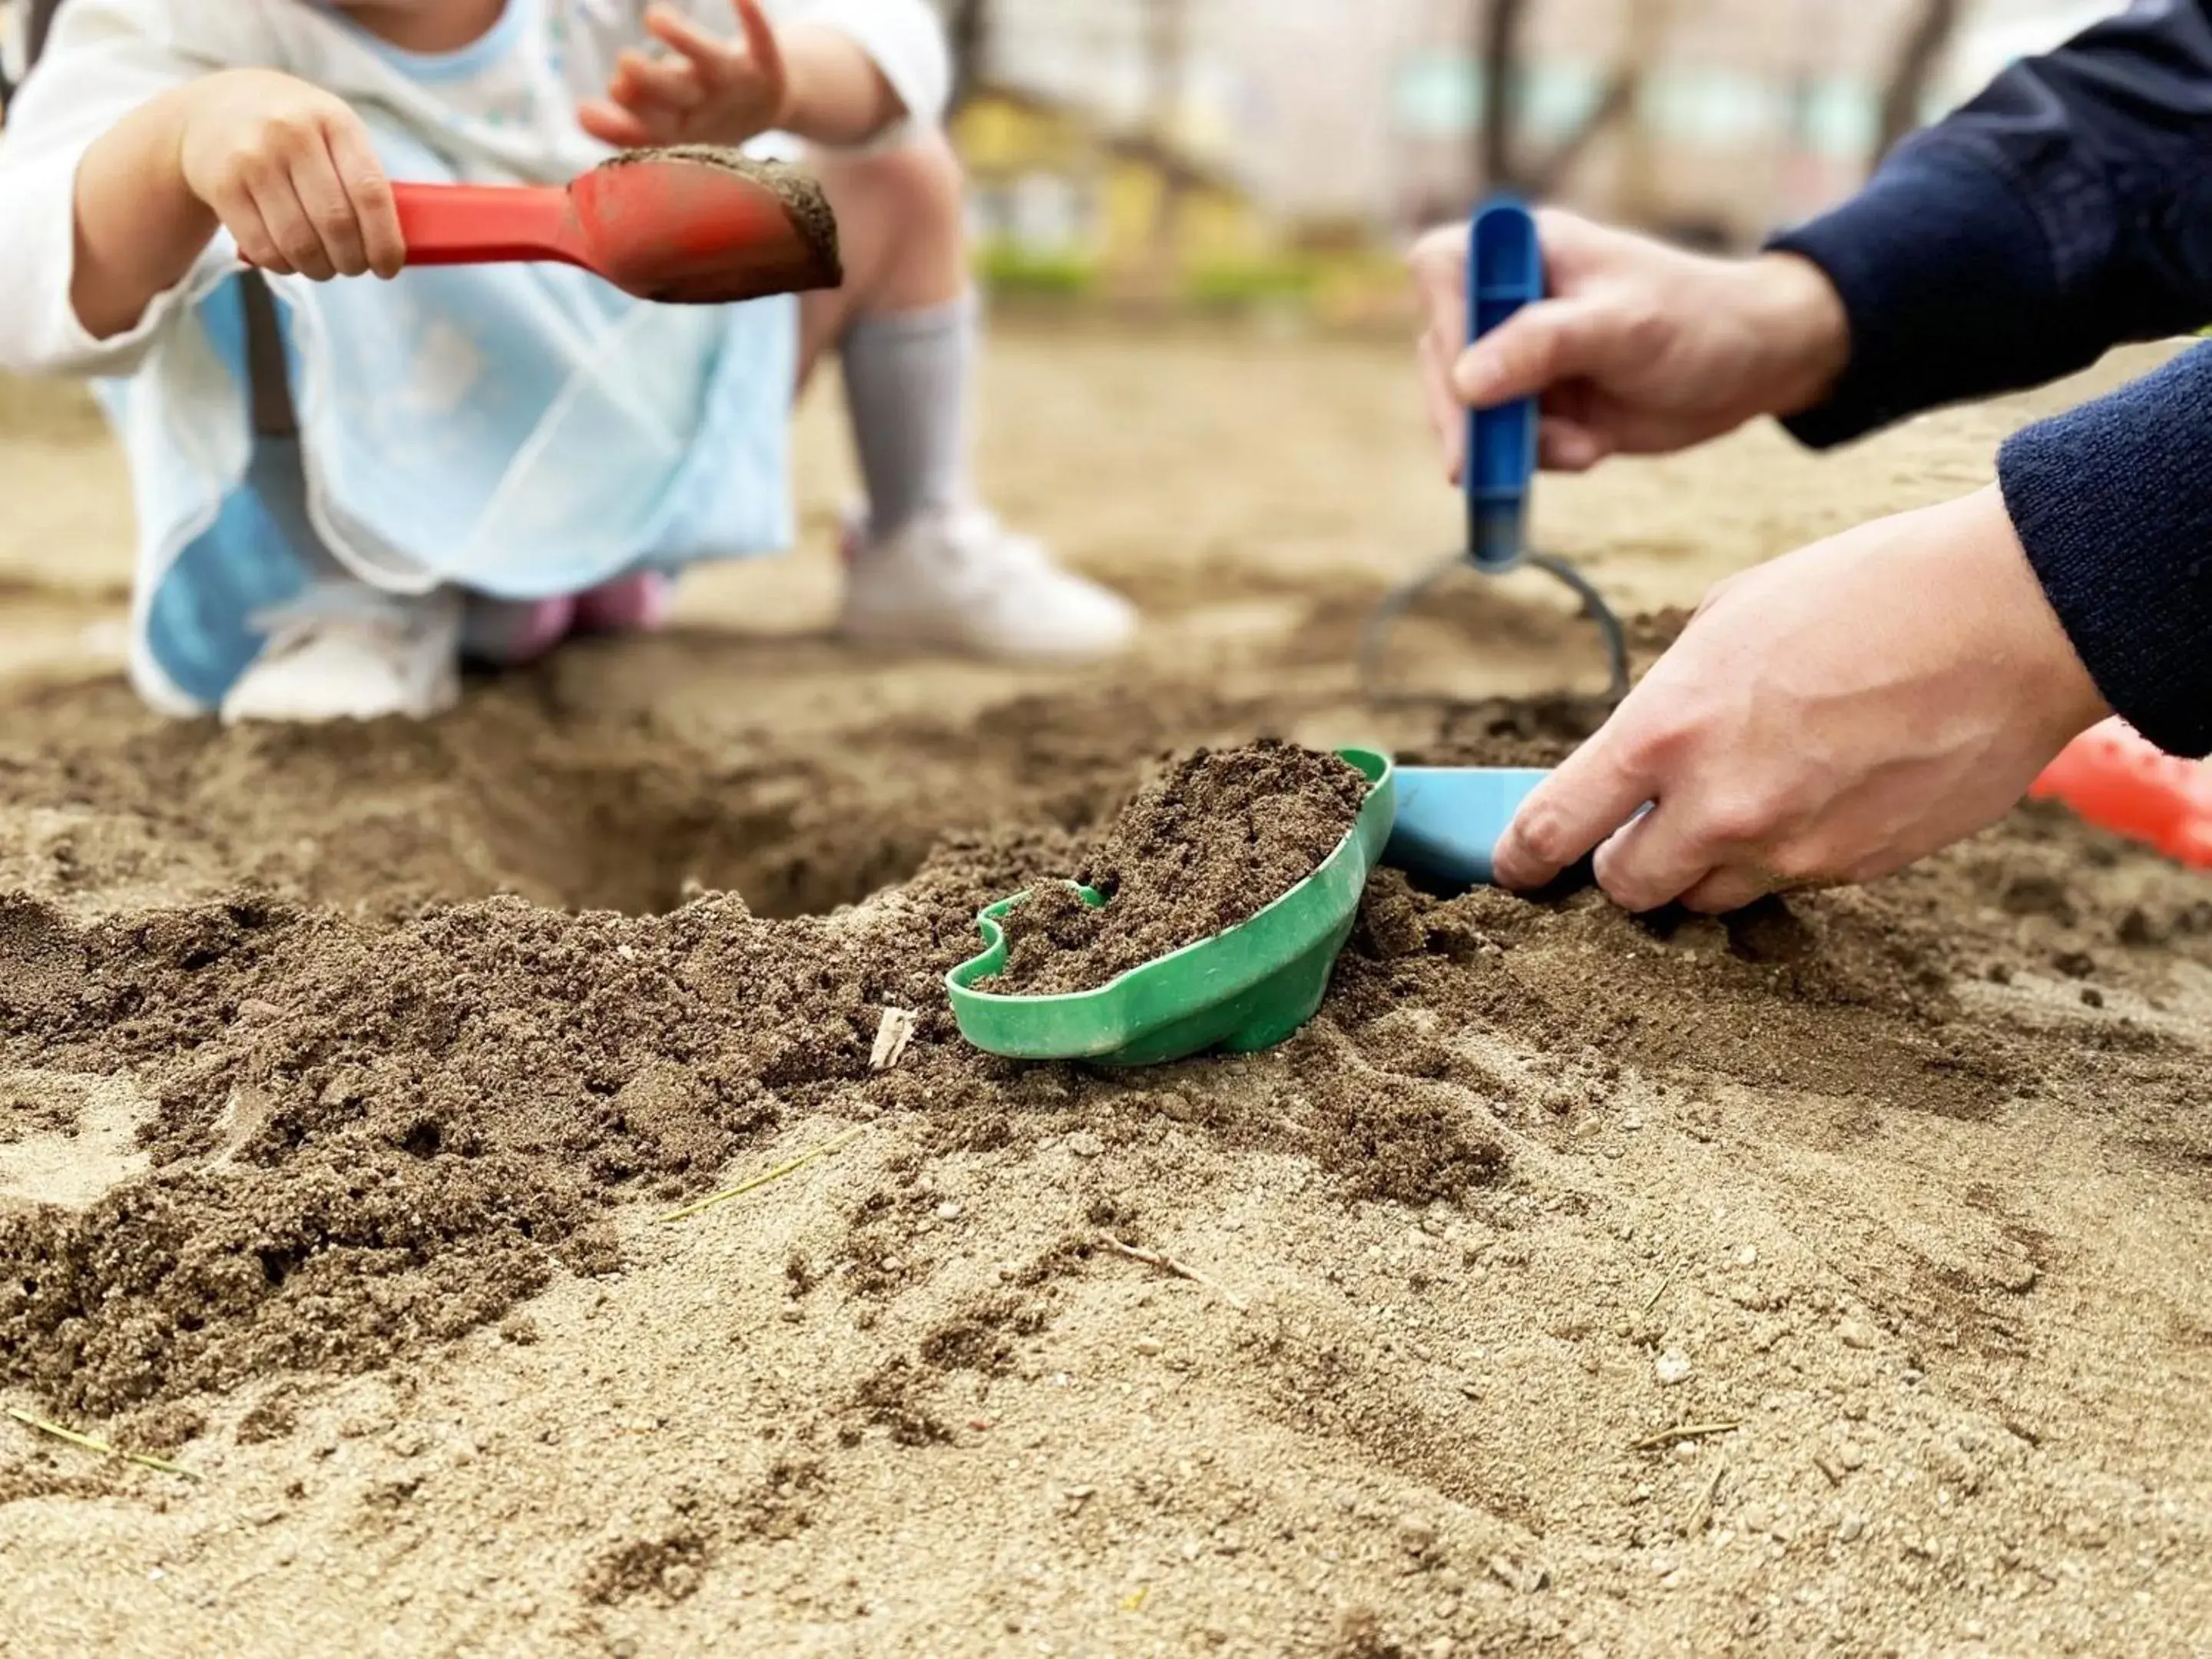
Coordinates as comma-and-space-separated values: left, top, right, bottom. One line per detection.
578, 0, 790, 151
1492, 486, 2111, 912
1410, 209, 1851, 478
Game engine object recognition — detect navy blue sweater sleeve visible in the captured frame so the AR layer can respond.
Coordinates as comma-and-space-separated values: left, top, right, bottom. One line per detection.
1999, 344, 2212, 757
1765, 1, 2212, 756
1771, 0, 2212, 443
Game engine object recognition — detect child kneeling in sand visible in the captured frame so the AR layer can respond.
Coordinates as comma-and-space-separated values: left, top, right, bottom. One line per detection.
0, 0, 1135, 723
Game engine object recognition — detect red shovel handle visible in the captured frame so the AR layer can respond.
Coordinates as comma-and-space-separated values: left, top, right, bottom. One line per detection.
391, 181, 588, 271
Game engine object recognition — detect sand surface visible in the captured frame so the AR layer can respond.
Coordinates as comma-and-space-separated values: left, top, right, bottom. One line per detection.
1, 332, 2208, 1657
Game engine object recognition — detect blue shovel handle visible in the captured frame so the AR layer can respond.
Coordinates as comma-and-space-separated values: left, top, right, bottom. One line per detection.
1465, 197, 1543, 575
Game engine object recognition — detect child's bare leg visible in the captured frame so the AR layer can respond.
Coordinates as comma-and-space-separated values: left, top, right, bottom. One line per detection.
800, 134, 1135, 661
799, 133, 969, 383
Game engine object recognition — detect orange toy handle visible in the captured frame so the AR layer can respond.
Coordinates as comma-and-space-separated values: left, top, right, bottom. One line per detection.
390, 181, 588, 270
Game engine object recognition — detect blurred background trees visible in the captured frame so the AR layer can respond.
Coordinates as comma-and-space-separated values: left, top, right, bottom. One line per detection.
925, 0, 2098, 316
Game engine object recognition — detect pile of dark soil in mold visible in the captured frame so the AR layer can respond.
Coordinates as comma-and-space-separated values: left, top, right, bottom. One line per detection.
979, 741, 1371, 996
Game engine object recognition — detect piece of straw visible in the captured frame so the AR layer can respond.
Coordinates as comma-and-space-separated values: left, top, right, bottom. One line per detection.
5, 1406, 201, 1481
658, 1128, 865, 1224
1099, 1234, 1250, 1312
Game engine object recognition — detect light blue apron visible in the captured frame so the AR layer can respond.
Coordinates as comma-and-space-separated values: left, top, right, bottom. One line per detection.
109, 118, 797, 712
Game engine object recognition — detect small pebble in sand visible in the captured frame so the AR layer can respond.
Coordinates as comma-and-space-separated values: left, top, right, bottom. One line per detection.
1654, 1353, 1693, 1387
1135, 1337, 1163, 1357
1837, 1515, 1866, 1542
1068, 1131, 1104, 1158
936, 1201, 963, 1222
1836, 1318, 1876, 1350
1736, 1246, 1758, 1267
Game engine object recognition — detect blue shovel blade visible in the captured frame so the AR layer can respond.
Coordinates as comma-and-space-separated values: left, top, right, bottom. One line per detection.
1385, 767, 1550, 889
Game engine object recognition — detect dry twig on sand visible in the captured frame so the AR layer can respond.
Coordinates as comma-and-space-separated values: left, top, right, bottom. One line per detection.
1099, 1235, 1250, 1312
5, 1406, 201, 1481
1681, 1462, 1727, 1538
660, 1128, 866, 1224
1631, 1421, 1740, 1452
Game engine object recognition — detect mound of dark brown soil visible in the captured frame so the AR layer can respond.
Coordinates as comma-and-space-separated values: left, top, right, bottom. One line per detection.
982, 742, 1369, 995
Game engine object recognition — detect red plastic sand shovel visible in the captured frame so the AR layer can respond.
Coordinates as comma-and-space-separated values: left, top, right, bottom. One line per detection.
2028, 717, 2212, 869
389, 147, 842, 303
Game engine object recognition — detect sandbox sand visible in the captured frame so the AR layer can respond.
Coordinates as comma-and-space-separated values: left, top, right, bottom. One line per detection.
1, 333, 2207, 1657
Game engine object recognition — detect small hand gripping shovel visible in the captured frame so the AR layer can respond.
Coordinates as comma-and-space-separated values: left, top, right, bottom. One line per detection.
389, 147, 842, 303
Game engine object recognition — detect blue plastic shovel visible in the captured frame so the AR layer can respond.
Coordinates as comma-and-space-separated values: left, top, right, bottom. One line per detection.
1386, 765, 1550, 889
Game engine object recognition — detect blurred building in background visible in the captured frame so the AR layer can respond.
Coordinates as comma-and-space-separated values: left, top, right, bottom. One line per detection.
936, 0, 2127, 313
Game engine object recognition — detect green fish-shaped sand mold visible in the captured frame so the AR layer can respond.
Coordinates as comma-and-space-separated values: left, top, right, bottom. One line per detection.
945, 748, 1396, 1066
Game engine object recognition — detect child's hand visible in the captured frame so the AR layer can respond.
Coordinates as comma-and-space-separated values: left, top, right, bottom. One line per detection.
578, 1, 791, 151
177, 69, 405, 281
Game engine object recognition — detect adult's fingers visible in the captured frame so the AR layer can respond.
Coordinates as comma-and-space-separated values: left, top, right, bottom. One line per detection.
1678, 865, 1779, 916
1528, 206, 1614, 283
1588, 801, 1727, 914
1409, 230, 1466, 350
1492, 724, 1658, 892
1452, 293, 1637, 410
1418, 328, 1465, 481
325, 120, 404, 278
1538, 416, 1611, 472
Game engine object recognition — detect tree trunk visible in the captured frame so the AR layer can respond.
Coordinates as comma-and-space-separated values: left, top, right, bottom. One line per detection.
1873, 0, 1962, 163
1610, 0, 1676, 224
1142, 0, 1193, 282
1478, 0, 1532, 190
945, 0, 991, 114
1143, 0, 1190, 140
26, 0, 61, 65
1481, 0, 1670, 204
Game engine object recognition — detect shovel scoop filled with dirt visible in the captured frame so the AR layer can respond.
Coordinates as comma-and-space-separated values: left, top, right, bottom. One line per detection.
391, 147, 843, 304
948, 741, 1396, 1065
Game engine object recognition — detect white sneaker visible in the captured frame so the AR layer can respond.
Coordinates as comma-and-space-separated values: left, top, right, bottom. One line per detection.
836, 505, 1138, 662
220, 587, 463, 725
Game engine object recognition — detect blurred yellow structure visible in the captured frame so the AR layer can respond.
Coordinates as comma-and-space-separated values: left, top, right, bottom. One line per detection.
952, 81, 1278, 305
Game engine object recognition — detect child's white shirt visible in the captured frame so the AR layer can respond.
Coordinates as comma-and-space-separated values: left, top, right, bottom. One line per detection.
0, 0, 948, 712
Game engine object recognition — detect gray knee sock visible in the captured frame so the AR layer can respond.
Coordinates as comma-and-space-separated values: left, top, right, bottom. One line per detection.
839, 293, 978, 541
